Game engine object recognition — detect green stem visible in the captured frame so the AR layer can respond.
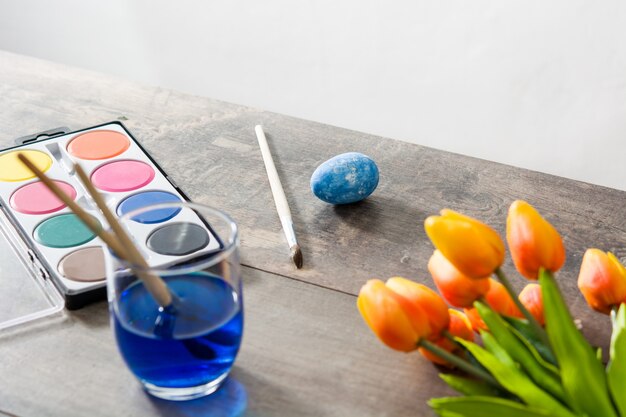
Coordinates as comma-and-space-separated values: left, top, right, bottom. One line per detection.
494, 267, 551, 349
418, 339, 500, 388
441, 330, 470, 353
442, 330, 458, 345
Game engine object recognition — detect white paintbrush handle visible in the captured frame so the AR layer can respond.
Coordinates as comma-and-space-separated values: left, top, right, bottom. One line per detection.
255, 125, 297, 247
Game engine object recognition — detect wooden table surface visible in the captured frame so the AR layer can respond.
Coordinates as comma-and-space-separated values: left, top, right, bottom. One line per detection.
0, 50, 624, 417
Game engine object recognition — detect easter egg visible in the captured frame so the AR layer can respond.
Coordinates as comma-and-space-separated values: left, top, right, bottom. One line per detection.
310, 152, 379, 204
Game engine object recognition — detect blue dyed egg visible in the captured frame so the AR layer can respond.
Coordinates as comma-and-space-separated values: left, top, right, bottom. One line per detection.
310, 152, 379, 204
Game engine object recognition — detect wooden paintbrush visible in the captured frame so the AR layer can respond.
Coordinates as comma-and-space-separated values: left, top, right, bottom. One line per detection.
73, 163, 172, 306
254, 125, 303, 268
17, 153, 173, 307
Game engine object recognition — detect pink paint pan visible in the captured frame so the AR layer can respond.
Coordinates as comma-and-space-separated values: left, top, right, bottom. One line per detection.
10, 180, 77, 215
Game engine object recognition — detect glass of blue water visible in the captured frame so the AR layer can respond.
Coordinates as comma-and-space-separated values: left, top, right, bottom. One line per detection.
105, 202, 242, 401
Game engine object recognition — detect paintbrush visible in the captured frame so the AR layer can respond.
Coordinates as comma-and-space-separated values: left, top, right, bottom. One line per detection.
17, 153, 173, 307
73, 163, 173, 306
254, 125, 303, 268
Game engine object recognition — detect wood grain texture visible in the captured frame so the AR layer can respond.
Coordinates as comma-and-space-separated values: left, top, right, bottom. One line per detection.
0, 50, 624, 415
0, 267, 449, 417
0, 51, 621, 336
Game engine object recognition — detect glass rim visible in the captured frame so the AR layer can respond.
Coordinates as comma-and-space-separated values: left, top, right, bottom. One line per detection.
111, 201, 239, 276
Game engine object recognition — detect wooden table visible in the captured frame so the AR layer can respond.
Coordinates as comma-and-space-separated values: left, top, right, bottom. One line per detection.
0, 50, 624, 417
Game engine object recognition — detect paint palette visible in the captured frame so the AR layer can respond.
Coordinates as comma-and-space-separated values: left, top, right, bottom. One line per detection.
0, 122, 221, 318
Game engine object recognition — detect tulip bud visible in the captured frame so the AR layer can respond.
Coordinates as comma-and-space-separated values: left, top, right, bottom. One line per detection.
357, 279, 431, 351
428, 250, 491, 308
386, 277, 450, 339
424, 209, 505, 279
506, 200, 565, 279
464, 278, 521, 331
419, 309, 474, 366
577, 249, 626, 315
519, 283, 544, 326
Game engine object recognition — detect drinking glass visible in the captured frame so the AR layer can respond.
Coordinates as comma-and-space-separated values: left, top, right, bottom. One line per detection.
105, 202, 242, 401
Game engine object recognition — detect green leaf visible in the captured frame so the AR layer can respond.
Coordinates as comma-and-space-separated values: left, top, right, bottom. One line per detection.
456, 338, 576, 417
505, 316, 557, 365
608, 303, 626, 416
539, 269, 618, 417
479, 331, 517, 367
508, 324, 559, 375
433, 411, 465, 417
475, 301, 565, 402
429, 396, 553, 417
439, 373, 502, 397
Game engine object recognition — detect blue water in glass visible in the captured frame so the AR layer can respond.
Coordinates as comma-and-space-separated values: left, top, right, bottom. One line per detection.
113, 272, 243, 389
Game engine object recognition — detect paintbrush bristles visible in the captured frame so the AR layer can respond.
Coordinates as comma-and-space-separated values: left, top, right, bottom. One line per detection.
290, 244, 303, 269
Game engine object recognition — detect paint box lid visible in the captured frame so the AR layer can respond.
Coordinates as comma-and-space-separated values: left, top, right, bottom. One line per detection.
0, 207, 64, 331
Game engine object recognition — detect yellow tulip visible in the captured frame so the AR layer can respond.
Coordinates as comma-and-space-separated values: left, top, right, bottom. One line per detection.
357, 279, 431, 352
577, 249, 626, 314
506, 200, 565, 279
424, 209, 505, 279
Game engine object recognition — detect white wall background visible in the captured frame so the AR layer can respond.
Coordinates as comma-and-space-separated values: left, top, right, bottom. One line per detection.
0, 0, 625, 191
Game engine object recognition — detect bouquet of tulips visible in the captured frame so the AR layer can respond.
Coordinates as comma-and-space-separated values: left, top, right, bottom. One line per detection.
357, 200, 626, 417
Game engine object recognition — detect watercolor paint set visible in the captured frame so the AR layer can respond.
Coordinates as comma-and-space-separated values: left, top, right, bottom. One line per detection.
0, 122, 222, 326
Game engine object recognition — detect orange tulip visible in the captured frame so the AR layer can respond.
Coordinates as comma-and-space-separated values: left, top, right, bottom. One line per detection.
519, 283, 544, 326
419, 309, 474, 366
506, 200, 565, 279
424, 209, 505, 279
464, 278, 521, 331
357, 279, 431, 352
386, 277, 450, 339
464, 307, 484, 332
577, 249, 626, 315
428, 250, 491, 308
